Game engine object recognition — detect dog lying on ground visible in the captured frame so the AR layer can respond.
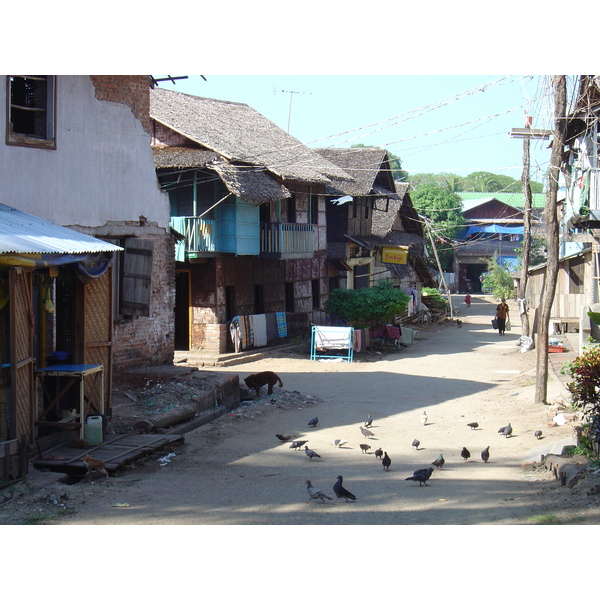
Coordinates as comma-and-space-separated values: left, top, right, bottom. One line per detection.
244, 371, 283, 397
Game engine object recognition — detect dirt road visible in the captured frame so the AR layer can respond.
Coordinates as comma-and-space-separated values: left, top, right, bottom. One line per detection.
2, 295, 599, 526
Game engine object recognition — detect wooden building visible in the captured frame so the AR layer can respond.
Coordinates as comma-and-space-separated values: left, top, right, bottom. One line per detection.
150, 87, 352, 353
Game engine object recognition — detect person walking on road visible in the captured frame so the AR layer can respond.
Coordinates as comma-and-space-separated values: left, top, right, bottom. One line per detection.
496, 297, 509, 335
465, 293, 471, 308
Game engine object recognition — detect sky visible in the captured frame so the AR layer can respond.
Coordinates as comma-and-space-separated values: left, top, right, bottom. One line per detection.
154, 74, 566, 184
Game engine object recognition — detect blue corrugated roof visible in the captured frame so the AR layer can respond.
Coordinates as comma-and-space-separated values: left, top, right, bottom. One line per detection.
0, 203, 122, 254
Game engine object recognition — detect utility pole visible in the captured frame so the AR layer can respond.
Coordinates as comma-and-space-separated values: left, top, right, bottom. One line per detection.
534, 75, 567, 405
423, 215, 454, 319
509, 119, 553, 340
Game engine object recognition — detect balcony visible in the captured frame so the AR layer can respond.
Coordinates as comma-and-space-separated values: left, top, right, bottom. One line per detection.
171, 216, 216, 259
260, 222, 314, 259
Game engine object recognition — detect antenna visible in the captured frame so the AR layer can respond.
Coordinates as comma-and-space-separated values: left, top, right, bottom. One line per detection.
274, 88, 312, 133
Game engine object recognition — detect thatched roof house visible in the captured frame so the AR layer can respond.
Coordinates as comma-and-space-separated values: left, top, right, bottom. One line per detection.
150, 88, 351, 188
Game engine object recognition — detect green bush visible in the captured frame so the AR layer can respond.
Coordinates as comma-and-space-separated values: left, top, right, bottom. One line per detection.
325, 280, 409, 329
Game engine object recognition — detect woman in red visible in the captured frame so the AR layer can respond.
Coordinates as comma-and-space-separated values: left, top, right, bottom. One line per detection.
496, 298, 509, 335
465, 293, 471, 308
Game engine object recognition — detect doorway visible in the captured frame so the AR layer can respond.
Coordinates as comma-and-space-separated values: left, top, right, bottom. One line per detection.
175, 271, 190, 350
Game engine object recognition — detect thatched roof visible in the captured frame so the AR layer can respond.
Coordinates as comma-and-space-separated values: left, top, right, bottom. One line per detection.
210, 161, 291, 205
315, 147, 400, 198
153, 147, 219, 169
150, 87, 351, 184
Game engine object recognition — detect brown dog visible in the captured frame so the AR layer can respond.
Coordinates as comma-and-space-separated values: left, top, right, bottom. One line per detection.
244, 371, 283, 397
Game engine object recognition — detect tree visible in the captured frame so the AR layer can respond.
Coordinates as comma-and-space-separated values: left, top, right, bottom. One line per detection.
535, 75, 566, 405
482, 254, 514, 299
325, 280, 409, 329
410, 187, 465, 271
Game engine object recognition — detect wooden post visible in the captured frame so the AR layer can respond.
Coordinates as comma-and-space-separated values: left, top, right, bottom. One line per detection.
535, 76, 567, 405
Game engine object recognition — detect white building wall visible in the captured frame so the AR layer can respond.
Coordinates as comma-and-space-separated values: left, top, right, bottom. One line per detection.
0, 76, 169, 228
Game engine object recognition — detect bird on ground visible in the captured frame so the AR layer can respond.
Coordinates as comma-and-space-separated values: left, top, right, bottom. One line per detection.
405, 467, 434, 486
461, 447, 471, 462
276, 434, 293, 442
290, 440, 308, 450
502, 423, 513, 438
498, 426, 506, 434
481, 446, 490, 463
421, 411, 428, 426
382, 452, 391, 471
534, 430, 543, 440
467, 422, 479, 430
432, 454, 445, 469
374, 447, 383, 460
333, 475, 356, 502
306, 480, 333, 503
364, 414, 373, 428
331, 439, 349, 449
412, 439, 420, 450
307, 417, 319, 427
360, 444, 371, 454
305, 447, 321, 459
360, 426, 374, 439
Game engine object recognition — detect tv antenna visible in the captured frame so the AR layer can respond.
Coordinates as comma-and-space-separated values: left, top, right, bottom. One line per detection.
274, 88, 312, 133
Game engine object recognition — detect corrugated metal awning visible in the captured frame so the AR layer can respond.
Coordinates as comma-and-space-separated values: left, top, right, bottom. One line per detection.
0, 203, 122, 255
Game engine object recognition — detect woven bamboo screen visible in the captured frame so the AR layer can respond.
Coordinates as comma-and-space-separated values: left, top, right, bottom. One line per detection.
84, 269, 113, 414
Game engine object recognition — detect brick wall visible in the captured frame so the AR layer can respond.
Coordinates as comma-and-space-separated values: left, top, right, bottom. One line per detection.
113, 231, 176, 371
89, 76, 152, 136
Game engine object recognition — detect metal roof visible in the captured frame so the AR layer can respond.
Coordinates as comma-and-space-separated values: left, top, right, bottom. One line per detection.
0, 203, 122, 255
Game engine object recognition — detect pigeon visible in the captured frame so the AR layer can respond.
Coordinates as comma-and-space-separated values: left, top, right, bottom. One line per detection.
359, 444, 371, 454
481, 446, 490, 463
534, 430, 543, 440
333, 475, 356, 502
412, 439, 420, 450
432, 453, 445, 469
461, 447, 471, 462
382, 452, 391, 471
374, 447, 383, 460
502, 423, 513, 438
306, 480, 333, 503
290, 440, 308, 450
364, 414, 373, 428
331, 439, 349, 449
421, 411, 428, 426
498, 426, 506, 434
360, 426, 374, 439
405, 467, 434, 486
305, 446, 321, 459
276, 434, 293, 442
307, 417, 319, 427
467, 422, 479, 430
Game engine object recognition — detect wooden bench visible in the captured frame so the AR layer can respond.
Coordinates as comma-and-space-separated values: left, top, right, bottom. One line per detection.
549, 318, 579, 335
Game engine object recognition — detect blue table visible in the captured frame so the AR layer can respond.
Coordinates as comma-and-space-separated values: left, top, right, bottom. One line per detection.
36, 364, 104, 438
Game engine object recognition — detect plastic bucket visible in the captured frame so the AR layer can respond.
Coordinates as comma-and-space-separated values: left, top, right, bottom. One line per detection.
84, 415, 103, 446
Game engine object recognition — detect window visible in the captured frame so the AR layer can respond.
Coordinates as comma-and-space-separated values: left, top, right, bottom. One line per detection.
285, 282, 295, 313
308, 188, 319, 225
254, 284, 265, 314
7, 76, 56, 149
353, 264, 370, 289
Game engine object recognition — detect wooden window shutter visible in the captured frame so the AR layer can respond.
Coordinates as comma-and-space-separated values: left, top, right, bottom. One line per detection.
121, 238, 153, 317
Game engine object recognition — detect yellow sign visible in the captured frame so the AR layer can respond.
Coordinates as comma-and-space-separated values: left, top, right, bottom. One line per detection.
381, 246, 409, 265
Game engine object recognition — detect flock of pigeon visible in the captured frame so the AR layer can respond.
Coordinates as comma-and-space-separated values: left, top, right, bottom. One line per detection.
277, 410, 529, 504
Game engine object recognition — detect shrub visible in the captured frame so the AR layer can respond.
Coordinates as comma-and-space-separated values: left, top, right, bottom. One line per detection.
325, 280, 409, 329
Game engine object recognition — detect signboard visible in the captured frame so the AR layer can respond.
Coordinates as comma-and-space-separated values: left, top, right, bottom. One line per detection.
381, 246, 409, 265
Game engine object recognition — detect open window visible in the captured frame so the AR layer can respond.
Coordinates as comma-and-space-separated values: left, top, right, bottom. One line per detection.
6, 76, 56, 149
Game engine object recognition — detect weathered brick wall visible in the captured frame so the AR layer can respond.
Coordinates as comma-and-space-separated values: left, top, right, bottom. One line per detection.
89, 76, 152, 136
113, 231, 176, 371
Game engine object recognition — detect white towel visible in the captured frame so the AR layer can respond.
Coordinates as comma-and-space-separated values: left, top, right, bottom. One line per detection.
252, 313, 268, 347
